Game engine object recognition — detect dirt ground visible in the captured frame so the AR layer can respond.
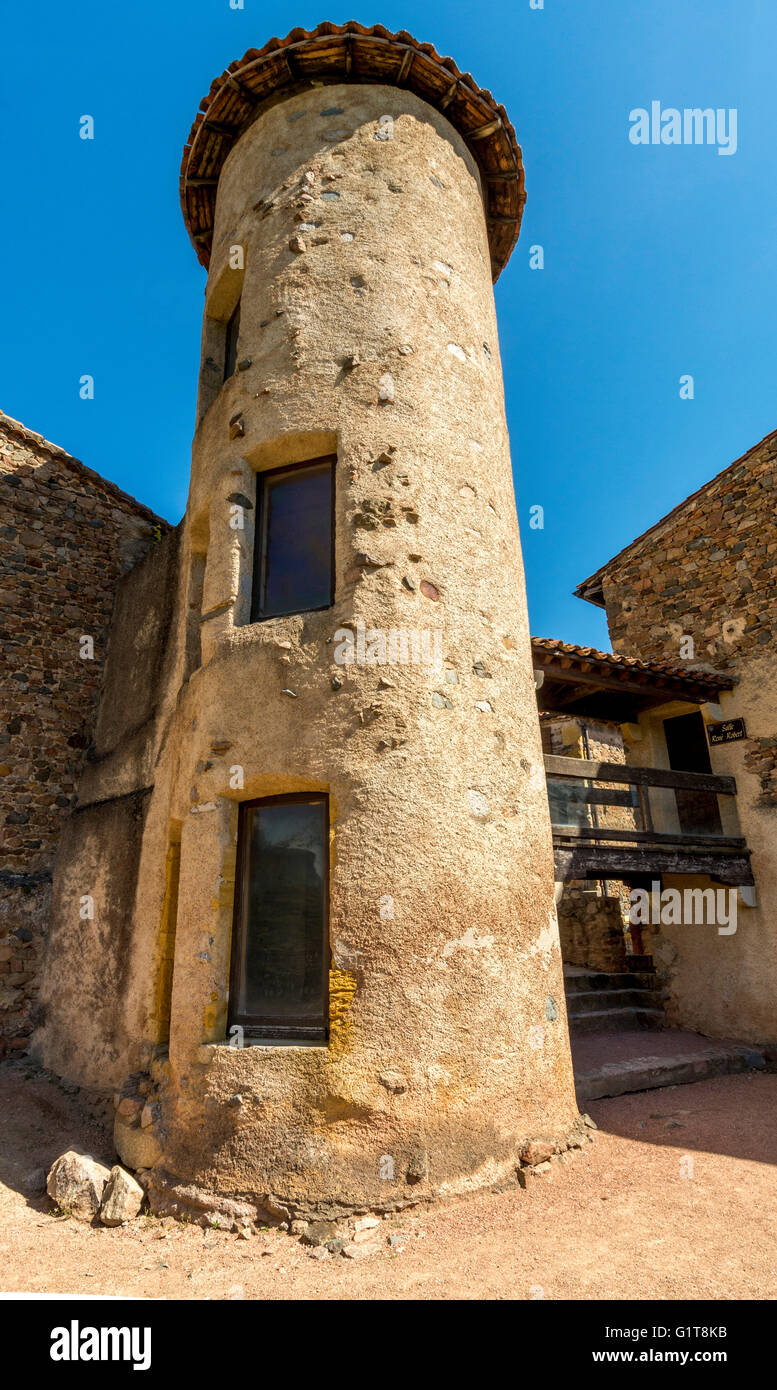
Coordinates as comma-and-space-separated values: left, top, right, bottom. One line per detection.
1, 1060, 775, 1300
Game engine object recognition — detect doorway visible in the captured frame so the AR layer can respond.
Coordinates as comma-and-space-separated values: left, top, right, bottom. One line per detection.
663, 711, 722, 836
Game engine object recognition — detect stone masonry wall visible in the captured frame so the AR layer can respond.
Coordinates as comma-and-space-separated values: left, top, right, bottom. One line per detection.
743, 737, 777, 808
598, 429, 777, 801
601, 430, 777, 671
557, 890, 629, 974
0, 413, 167, 1056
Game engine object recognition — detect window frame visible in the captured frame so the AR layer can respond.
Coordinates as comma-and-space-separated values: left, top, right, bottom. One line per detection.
227, 792, 331, 1044
223, 299, 241, 382
250, 455, 336, 623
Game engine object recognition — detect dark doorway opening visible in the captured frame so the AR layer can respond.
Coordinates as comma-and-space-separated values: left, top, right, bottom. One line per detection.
663, 711, 723, 836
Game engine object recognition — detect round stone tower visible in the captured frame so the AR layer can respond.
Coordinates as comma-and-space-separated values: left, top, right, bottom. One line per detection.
147, 21, 579, 1220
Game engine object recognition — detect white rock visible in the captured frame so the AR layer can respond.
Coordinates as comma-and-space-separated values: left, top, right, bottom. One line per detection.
100, 1165, 144, 1225
46, 1149, 111, 1221
353, 1215, 380, 1232
466, 788, 490, 819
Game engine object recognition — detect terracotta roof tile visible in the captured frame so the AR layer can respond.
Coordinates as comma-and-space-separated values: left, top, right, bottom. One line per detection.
531, 636, 733, 689
179, 20, 524, 282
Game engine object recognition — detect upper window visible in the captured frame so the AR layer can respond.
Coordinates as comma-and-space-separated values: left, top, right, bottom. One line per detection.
224, 300, 241, 381
251, 457, 335, 622
229, 795, 329, 1043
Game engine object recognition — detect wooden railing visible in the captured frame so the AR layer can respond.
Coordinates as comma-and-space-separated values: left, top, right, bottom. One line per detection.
543, 755, 744, 849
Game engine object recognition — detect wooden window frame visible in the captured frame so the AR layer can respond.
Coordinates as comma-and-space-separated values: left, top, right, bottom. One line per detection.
228, 793, 330, 1044
250, 455, 336, 623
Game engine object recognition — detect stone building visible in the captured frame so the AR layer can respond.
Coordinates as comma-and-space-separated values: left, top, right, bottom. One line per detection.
5, 21, 775, 1218
573, 426, 777, 1044
29, 23, 585, 1221
0, 413, 166, 1058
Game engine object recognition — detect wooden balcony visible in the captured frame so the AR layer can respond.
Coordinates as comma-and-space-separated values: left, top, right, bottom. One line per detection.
545, 754, 754, 886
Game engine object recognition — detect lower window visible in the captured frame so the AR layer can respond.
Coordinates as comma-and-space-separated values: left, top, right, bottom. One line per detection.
228, 795, 329, 1042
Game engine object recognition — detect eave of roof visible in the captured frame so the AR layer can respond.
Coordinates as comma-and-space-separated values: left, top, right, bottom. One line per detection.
180, 20, 524, 282
574, 424, 777, 608
531, 636, 734, 694
0, 412, 170, 530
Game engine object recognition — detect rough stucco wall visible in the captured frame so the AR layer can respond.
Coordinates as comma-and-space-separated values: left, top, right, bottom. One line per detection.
34, 527, 185, 1087
631, 686, 777, 1042
597, 433, 777, 1042
0, 416, 163, 1056
37, 80, 581, 1212
35, 789, 152, 1086
93, 527, 181, 759
131, 81, 580, 1215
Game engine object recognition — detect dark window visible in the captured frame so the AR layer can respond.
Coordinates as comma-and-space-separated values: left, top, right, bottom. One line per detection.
224, 300, 241, 381
663, 711, 723, 836
251, 457, 335, 621
229, 795, 329, 1042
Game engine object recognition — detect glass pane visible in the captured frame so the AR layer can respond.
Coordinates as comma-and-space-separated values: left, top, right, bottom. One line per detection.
234, 799, 327, 1034
546, 776, 594, 829
254, 461, 333, 619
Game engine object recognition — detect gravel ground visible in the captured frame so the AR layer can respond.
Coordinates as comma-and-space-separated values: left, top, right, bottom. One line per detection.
1, 1060, 775, 1301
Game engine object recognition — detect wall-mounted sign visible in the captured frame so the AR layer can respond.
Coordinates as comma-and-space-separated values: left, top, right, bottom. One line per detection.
708, 718, 747, 746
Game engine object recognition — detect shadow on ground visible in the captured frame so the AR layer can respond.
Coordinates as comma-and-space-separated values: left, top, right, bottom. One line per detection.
0, 1058, 114, 1210
588, 1070, 777, 1166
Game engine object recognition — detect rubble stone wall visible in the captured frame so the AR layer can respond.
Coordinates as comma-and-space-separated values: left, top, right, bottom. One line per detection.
0, 414, 165, 1055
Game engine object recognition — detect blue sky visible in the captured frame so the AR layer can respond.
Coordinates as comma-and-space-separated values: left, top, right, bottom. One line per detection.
3, 1, 775, 647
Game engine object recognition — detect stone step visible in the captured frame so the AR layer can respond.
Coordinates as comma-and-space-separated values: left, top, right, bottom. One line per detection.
574, 1034, 766, 1102
567, 1007, 665, 1036
626, 954, 654, 973
564, 971, 657, 996
569, 988, 664, 1015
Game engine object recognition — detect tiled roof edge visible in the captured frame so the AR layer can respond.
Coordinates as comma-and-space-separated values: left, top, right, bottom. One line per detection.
0, 412, 172, 530
574, 425, 777, 604
531, 635, 733, 688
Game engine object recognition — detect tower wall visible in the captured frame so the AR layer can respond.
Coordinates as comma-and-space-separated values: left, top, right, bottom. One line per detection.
146, 82, 579, 1214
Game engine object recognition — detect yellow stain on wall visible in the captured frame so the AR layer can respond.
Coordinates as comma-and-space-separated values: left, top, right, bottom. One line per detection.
218, 841, 237, 914
202, 834, 238, 1043
203, 994, 227, 1040
329, 968, 357, 1060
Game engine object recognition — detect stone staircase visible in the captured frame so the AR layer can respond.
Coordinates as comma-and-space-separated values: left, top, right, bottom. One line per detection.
564, 963, 768, 1102
564, 965, 664, 1037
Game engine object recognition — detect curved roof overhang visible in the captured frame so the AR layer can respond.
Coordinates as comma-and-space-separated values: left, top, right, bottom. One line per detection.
180, 21, 525, 282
